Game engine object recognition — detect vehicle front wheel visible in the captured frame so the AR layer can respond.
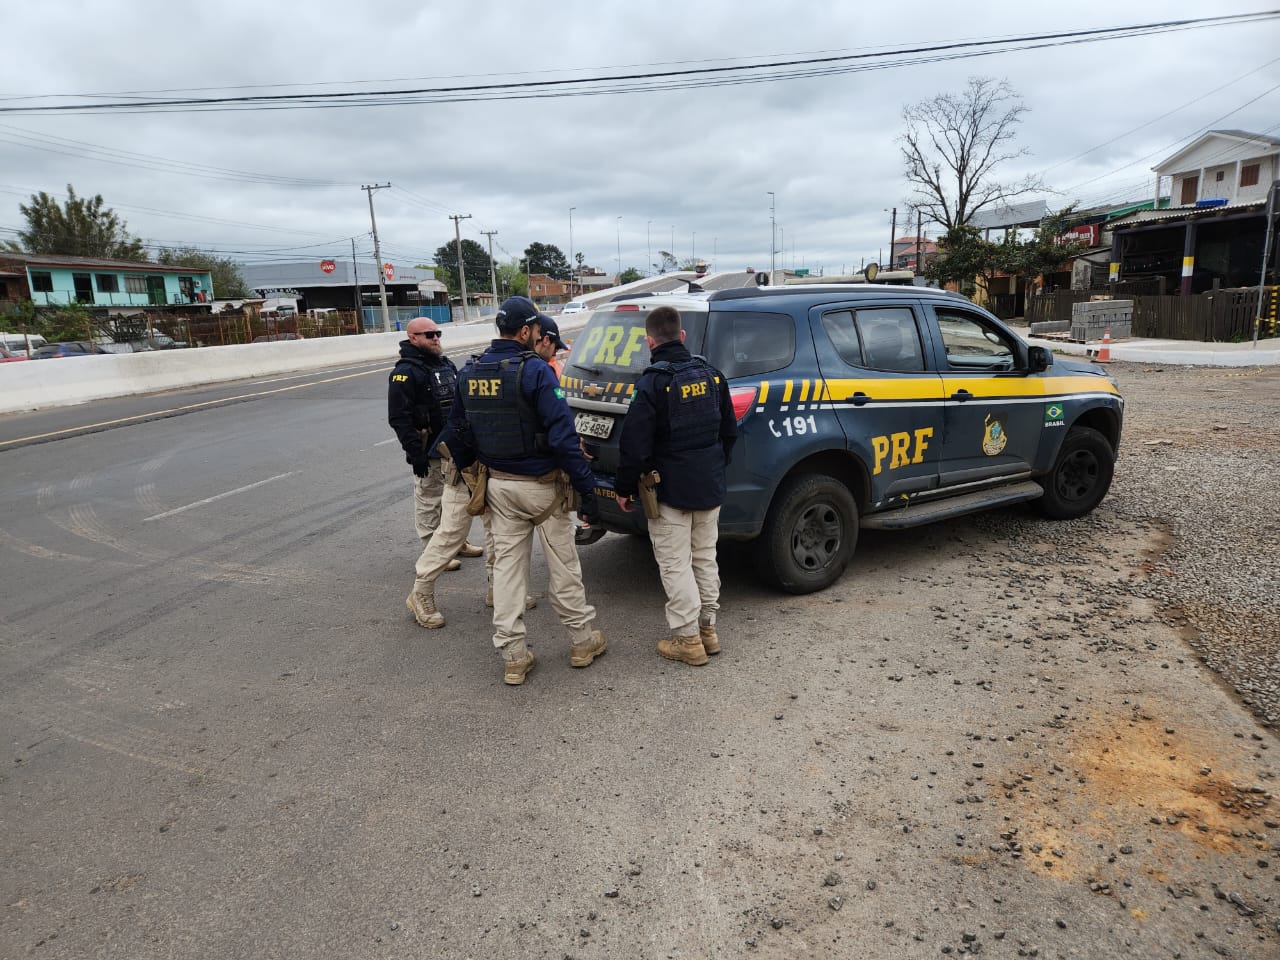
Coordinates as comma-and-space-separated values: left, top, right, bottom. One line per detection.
1033, 425, 1115, 520
754, 474, 858, 594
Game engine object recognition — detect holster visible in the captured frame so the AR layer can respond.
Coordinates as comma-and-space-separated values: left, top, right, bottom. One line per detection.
638, 470, 662, 521
465, 463, 489, 516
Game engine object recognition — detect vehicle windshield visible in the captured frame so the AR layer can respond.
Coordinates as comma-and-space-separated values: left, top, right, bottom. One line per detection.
564, 307, 653, 377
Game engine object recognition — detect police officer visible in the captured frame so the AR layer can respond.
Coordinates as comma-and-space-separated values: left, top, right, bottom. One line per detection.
615, 305, 737, 665
534, 313, 569, 379
388, 319, 483, 581
448, 297, 606, 686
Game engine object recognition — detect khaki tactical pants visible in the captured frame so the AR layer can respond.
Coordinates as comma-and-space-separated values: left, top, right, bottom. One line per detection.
647, 502, 721, 636
487, 475, 595, 658
414, 463, 491, 586
413, 459, 445, 547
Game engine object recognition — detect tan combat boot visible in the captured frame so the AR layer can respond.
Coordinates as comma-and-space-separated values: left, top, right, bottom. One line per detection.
456, 541, 484, 558
405, 586, 445, 629
569, 629, 607, 668
503, 649, 536, 685
486, 583, 537, 610
657, 633, 709, 666
445, 558, 462, 572
699, 624, 721, 656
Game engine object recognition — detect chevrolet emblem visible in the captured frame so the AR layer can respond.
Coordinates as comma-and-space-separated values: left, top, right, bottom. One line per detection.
583, 383, 604, 398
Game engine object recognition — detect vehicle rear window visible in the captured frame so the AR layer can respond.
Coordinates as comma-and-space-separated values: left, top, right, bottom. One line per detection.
566, 307, 706, 378
704, 311, 795, 379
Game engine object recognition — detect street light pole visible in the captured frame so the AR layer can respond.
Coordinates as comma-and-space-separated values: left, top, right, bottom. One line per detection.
616, 216, 622, 281
767, 191, 776, 281
569, 206, 576, 298
646, 221, 651, 277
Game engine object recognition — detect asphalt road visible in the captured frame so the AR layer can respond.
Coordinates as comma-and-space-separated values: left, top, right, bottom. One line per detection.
1, 360, 1275, 959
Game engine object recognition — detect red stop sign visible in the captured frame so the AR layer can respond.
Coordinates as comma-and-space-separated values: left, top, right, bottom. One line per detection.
383, 263, 395, 281
320, 259, 336, 274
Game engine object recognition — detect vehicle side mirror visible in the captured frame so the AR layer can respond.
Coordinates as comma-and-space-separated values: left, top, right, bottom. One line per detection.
755, 272, 769, 286
1028, 345, 1053, 373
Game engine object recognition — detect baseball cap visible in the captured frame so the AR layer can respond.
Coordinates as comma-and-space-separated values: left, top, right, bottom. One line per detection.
495, 296, 540, 334
537, 314, 567, 351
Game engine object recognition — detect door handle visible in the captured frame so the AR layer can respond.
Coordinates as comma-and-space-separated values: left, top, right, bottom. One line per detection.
851, 391, 869, 406
950, 389, 972, 401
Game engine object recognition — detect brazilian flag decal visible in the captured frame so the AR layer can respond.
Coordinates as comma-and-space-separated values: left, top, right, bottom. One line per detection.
1044, 403, 1064, 421
555, 387, 565, 399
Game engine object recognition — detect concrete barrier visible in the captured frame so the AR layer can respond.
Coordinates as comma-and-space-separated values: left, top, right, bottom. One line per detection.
0, 328, 480, 415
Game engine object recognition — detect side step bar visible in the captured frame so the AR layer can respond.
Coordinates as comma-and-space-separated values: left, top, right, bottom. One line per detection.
861, 480, 1044, 530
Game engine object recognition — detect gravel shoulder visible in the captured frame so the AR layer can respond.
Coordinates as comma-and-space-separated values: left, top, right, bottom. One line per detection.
0, 361, 1276, 959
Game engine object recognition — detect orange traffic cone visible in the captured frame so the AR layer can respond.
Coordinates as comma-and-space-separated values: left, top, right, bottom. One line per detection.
1095, 327, 1113, 363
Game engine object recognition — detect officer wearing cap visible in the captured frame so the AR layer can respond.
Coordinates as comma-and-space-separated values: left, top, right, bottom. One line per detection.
615, 305, 737, 666
388, 318, 483, 580
532, 313, 568, 378
448, 297, 606, 686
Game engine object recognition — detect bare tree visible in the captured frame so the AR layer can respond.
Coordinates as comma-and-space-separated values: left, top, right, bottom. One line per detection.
899, 77, 1044, 231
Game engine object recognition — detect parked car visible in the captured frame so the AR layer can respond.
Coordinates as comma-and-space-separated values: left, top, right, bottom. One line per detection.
563, 284, 1123, 594
252, 333, 304, 343
561, 301, 590, 315
0, 344, 29, 362
0, 333, 46, 354
33, 341, 109, 359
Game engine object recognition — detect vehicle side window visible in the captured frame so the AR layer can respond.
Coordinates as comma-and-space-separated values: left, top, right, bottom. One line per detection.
704, 311, 794, 379
936, 309, 1016, 371
821, 306, 924, 372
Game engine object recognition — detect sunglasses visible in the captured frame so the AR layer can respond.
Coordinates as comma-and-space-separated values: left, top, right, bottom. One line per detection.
413, 330, 442, 339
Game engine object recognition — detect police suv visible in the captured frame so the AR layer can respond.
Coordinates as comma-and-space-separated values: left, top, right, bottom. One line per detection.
562, 282, 1123, 594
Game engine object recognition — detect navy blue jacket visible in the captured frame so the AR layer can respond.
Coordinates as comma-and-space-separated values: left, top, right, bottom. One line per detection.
448, 339, 595, 496
616, 340, 737, 510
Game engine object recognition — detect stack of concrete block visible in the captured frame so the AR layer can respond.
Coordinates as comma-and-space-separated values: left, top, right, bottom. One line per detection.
1070, 299, 1132, 341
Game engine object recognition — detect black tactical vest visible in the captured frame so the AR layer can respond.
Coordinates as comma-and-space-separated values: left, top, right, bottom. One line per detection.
648, 356, 722, 452
459, 352, 545, 460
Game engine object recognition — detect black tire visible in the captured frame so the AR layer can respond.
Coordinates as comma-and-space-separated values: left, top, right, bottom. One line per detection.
753, 474, 858, 594
1033, 426, 1115, 520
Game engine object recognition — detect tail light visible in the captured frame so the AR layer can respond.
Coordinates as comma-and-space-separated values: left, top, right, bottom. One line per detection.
729, 385, 757, 422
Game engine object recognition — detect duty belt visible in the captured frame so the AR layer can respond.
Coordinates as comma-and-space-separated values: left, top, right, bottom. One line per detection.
489, 468, 559, 483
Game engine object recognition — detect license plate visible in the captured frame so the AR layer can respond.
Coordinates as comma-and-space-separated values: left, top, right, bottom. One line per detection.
575, 411, 614, 440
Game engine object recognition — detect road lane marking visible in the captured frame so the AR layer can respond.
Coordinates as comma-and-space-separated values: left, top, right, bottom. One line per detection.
373, 438, 398, 446
0, 367, 384, 449
143, 472, 297, 522
250, 360, 387, 385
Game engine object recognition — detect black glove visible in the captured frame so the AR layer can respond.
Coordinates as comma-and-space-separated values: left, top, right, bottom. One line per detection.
577, 490, 603, 527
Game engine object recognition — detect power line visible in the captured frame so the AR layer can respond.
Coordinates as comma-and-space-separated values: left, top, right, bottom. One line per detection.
1, 13, 1273, 116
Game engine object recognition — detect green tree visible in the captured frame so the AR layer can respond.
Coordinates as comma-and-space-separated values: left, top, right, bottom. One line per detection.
495, 260, 528, 298
434, 239, 493, 295
523, 242, 571, 280
655, 250, 678, 274
157, 245, 248, 298
619, 267, 643, 284
8, 185, 147, 260
926, 225, 998, 297
899, 78, 1045, 231
996, 208, 1089, 293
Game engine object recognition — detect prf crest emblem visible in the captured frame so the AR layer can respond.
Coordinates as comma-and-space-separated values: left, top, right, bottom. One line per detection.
982, 413, 1008, 457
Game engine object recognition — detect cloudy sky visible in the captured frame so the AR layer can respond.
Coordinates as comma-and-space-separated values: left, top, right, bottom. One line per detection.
1, 1, 1276, 280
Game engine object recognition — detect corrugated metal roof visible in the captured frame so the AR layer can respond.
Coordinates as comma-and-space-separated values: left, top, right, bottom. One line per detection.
1113, 199, 1265, 225
0, 252, 200, 272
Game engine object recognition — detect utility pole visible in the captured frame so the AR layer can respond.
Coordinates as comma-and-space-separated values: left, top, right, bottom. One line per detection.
481, 230, 499, 304
768, 192, 776, 280
1252, 179, 1279, 346
568, 207, 575, 297
351, 237, 362, 330
692, 231, 696, 263
362, 183, 391, 331
916, 210, 923, 277
646, 221, 652, 277
450, 213, 473, 322
888, 207, 897, 271
616, 216, 622, 280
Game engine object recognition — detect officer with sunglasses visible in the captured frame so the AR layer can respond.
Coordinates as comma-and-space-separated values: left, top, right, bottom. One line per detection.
389, 318, 484, 580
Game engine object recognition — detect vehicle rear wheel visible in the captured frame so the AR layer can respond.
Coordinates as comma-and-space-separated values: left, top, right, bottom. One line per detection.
754, 474, 858, 594
1033, 426, 1115, 520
